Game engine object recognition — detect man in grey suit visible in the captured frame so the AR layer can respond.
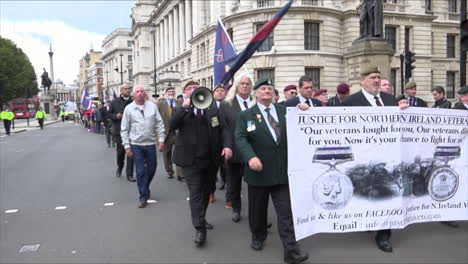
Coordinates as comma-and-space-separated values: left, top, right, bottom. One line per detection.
157, 87, 179, 179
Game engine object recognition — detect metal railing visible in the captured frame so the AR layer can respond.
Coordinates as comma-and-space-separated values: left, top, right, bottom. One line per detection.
256, 0, 275, 8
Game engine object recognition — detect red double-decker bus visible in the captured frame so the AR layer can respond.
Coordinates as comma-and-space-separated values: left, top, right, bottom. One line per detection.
10, 98, 36, 119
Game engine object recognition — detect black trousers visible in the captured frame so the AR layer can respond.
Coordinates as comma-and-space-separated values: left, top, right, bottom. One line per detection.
376, 229, 391, 239
105, 123, 111, 146
114, 134, 134, 176
38, 118, 44, 129
209, 163, 227, 193
227, 162, 243, 212
184, 160, 216, 232
248, 184, 299, 254
3, 120, 11, 135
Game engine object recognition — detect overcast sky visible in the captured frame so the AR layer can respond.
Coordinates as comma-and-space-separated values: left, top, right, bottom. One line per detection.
0, 1, 133, 85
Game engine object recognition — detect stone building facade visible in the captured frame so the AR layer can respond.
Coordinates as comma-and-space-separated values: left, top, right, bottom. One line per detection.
101, 28, 134, 98
78, 50, 102, 101
131, 0, 464, 103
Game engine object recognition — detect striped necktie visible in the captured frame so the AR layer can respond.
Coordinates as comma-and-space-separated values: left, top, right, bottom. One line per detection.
265, 107, 280, 143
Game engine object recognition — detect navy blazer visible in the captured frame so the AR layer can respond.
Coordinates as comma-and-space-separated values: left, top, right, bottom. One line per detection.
342, 91, 397, 107
284, 96, 322, 107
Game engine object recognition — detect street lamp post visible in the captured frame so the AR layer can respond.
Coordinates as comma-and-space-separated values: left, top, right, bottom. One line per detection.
114, 54, 125, 85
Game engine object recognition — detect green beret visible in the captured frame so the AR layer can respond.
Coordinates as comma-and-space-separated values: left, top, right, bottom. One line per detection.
405, 81, 416, 89
360, 65, 381, 76
253, 78, 273, 90
457, 85, 468, 95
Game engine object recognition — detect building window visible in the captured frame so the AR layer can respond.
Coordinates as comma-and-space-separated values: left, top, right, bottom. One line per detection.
128, 55, 132, 63
181, 61, 184, 74
256, 23, 274, 52
447, 35, 456, 58
385, 26, 397, 50
257, 0, 274, 8
227, 28, 234, 43
383, 0, 398, 3
446, 71, 456, 98
127, 40, 134, 48
302, 0, 319, 6
448, 0, 457, 13
305, 67, 320, 89
304, 22, 320, 50
201, 43, 206, 66
188, 58, 191, 73
257, 68, 275, 84
128, 69, 133, 81
425, 0, 432, 10
391, 69, 397, 95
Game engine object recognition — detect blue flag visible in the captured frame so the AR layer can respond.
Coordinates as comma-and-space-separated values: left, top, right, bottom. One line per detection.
81, 88, 91, 108
221, 0, 293, 86
214, 18, 237, 87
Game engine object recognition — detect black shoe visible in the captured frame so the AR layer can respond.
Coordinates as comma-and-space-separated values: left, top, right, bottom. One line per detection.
219, 182, 225, 190
267, 222, 273, 229
177, 176, 184, 181
107, 144, 111, 148
284, 250, 309, 264
375, 235, 393, 253
232, 212, 241, 223
205, 222, 214, 230
250, 240, 263, 251
116, 169, 122, 178
194, 231, 206, 247
441, 221, 459, 228
127, 175, 136, 182
137, 200, 147, 208
168, 173, 174, 179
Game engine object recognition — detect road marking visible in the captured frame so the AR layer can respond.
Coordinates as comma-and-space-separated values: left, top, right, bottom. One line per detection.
5, 209, 19, 214
147, 200, 157, 204
186, 197, 190, 201
54, 206, 67, 210
104, 202, 114, 206
18, 244, 40, 253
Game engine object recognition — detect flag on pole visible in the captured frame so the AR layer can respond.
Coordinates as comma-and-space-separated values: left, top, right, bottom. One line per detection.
81, 88, 91, 109
221, 0, 293, 86
214, 18, 237, 87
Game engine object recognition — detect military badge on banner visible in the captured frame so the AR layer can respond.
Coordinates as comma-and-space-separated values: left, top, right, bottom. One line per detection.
211, 116, 219, 127
428, 146, 460, 201
247, 120, 256, 132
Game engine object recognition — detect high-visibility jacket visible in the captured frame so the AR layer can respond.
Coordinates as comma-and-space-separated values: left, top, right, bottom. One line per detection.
60, 111, 65, 116
35, 111, 46, 119
0, 111, 14, 120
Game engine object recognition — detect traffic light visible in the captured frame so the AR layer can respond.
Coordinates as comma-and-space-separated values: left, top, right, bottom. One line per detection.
405, 50, 416, 80
461, 19, 468, 52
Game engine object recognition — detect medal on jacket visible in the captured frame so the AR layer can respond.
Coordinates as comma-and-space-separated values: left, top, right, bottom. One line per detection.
247, 120, 256, 132
211, 116, 219, 127
427, 146, 460, 201
256, 114, 262, 123
312, 147, 354, 210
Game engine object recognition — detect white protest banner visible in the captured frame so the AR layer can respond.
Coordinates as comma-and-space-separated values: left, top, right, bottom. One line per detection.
286, 107, 468, 240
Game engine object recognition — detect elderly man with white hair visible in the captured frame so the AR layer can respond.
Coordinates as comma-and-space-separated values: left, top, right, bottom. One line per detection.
121, 85, 165, 208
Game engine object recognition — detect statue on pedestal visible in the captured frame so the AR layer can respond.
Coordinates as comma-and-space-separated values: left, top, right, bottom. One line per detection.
41, 68, 52, 93
357, 0, 384, 40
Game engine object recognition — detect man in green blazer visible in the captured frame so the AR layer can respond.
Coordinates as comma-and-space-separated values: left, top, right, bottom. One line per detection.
235, 78, 308, 264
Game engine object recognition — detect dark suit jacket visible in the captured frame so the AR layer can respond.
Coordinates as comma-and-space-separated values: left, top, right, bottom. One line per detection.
342, 90, 397, 106
453, 102, 468, 110
433, 99, 452, 109
219, 99, 244, 163
235, 103, 288, 186
170, 105, 230, 167
284, 96, 322, 107
327, 95, 343, 107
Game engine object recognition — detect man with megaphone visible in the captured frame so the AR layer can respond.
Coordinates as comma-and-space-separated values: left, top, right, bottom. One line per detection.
170, 80, 232, 247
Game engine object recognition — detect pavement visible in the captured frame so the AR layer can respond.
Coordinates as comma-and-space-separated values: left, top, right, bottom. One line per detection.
0, 118, 61, 136
0, 121, 467, 263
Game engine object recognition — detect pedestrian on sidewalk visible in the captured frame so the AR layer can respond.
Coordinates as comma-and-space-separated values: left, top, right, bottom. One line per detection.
35, 107, 46, 129
102, 101, 113, 147
109, 83, 135, 182
0, 106, 14, 135
60, 110, 65, 122
121, 85, 165, 208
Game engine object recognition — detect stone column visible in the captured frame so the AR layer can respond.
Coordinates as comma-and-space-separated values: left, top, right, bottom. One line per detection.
185, 0, 192, 44
164, 16, 169, 62
155, 25, 160, 66
174, 5, 180, 56
168, 11, 174, 59
179, 0, 186, 52
192, 0, 200, 38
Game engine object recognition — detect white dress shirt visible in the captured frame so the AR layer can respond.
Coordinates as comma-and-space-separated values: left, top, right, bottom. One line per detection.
236, 94, 252, 111
362, 89, 385, 107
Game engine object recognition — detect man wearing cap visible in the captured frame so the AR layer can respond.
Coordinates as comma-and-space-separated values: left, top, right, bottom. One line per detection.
404, 81, 427, 107
219, 75, 254, 222
431, 86, 451, 109
328, 83, 350, 106
285, 76, 322, 107
453, 86, 468, 110
313, 89, 329, 106
170, 80, 232, 247
157, 87, 179, 179
209, 84, 228, 203
235, 78, 309, 264
343, 65, 399, 253
282, 84, 297, 105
